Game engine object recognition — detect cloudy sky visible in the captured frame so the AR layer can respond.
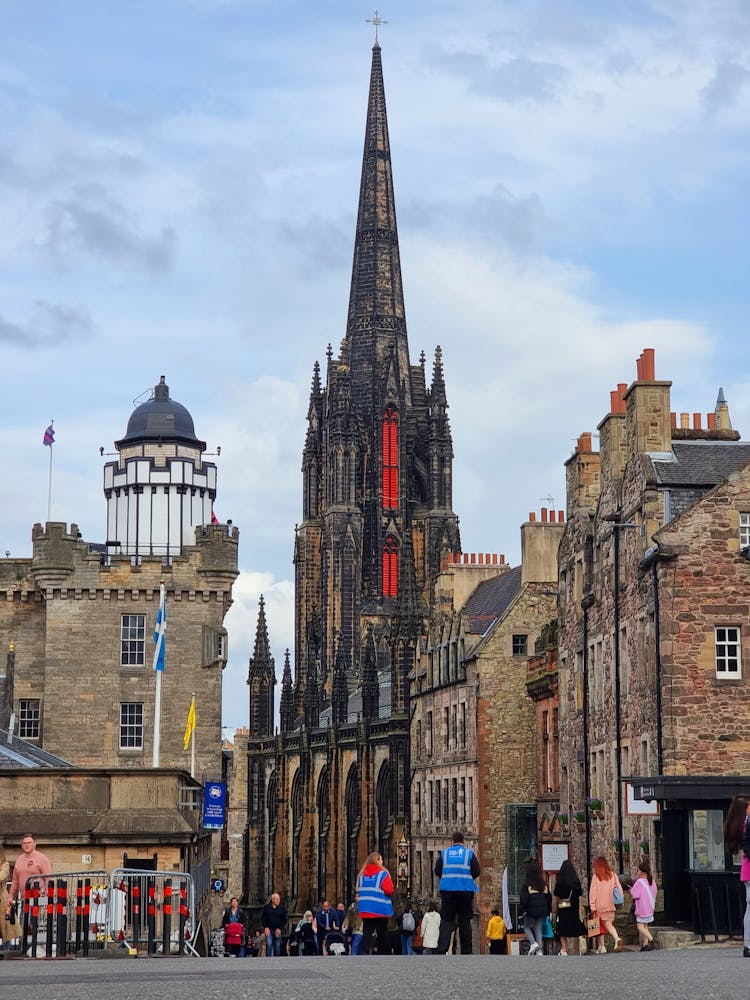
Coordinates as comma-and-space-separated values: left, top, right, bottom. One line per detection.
2, 0, 749, 736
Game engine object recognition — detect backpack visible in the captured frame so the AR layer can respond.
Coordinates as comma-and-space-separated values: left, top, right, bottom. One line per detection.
402, 911, 416, 933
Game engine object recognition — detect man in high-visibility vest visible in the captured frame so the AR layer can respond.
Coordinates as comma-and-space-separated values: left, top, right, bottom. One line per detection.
434, 831, 480, 954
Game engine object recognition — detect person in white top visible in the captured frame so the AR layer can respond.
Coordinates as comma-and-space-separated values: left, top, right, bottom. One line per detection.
419, 902, 441, 954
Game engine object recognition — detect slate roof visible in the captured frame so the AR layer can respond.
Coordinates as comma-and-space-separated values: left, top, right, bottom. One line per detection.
316, 669, 393, 727
0, 729, 72, 769
464, 565, 522, 635
651, 442, 750, 487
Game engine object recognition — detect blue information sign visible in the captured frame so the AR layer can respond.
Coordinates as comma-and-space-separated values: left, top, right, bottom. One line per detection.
202, 781, 226, 830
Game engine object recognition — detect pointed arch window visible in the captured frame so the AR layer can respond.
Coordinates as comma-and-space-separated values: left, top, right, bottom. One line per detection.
382, 406, 399, 509
383, 535, 399, 597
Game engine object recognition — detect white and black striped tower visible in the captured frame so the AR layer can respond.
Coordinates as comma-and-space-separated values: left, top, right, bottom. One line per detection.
103, 376, 217, 558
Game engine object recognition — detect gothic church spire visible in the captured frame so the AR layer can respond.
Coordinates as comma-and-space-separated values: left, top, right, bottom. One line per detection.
247, 595, 275, 737
346, 42, 410, 411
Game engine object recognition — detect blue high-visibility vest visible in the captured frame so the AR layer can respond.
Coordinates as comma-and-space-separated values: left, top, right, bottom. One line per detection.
439, 844, 477, 893
357, 869, 393, 916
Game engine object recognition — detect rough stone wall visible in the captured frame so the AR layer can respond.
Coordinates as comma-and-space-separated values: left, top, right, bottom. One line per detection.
410, 658, 479, 908
226, 728, 249, 899
655, 467, 750, 774
0, 522, 238, 781
476, 584, 558, 934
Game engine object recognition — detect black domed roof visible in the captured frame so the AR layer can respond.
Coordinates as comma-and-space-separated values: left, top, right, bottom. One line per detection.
117, 376, 205, 449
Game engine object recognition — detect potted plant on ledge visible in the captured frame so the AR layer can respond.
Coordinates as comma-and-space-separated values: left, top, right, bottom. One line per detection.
586, 797, 604, 820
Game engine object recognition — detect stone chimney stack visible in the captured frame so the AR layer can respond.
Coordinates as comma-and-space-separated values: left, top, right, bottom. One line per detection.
565, 432, 600, 518
598, 382, 628, 490
624, 348, 672, 460
521, 508, 565, 586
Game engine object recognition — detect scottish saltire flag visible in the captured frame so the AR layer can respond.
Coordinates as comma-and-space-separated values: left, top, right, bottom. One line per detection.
43, 424, 55, 446
152, 587, 166, 672
183, 697, 196, 750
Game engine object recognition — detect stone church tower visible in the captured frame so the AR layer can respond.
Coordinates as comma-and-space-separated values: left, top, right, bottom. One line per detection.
240, 40, 463, 915
293, 38, 461, 714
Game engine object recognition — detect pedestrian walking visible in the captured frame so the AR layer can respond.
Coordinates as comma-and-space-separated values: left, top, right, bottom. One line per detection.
221, 897, 249, 957
419, 902, 441, 954
486, 908, 507, 954
356, 851, 394, 955
629, 859, 657, 952
4, 834, 52, 926
553, 859, 587, 955
296, 910, 319, 955
589, 855, 624, 953
724, 794, 750, 958
520, 861, 552, 956
315, 900, 334, 954
261, 891, 288, 956
398, 902, 417, 955
434, 831, 480, 954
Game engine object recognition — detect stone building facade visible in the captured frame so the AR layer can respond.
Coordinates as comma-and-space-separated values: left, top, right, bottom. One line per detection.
0, 378, 238, 781
241, 41, 460, 916
557, 347, 750, 929
410, 513, 562, 949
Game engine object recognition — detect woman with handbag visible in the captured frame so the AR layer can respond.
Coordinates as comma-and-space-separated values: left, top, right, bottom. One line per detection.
553, 859, 586, 955
519, 861, 551, 956
589, 855, 624, 953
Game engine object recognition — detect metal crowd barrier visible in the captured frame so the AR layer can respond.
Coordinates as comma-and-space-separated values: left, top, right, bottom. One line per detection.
20, 872, 109, 958
109, 869, 196, 956
15, 869, 196, 958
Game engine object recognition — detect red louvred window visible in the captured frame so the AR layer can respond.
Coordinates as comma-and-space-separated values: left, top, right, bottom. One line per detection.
382, 535, 399, 597
382, 407, 399, 509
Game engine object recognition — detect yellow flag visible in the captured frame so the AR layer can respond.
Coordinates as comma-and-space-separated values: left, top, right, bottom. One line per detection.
183, 697, 196, 750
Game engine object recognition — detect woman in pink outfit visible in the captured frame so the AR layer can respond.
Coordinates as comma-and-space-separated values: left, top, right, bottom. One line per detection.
589, 855, 624, 953
629, 859, 657, 951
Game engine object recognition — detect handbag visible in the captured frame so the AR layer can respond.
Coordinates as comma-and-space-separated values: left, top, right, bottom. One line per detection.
541, 915, 554, 939
613, 884, 624, 908
586, 913, 600, 937
558, 891, 572, 909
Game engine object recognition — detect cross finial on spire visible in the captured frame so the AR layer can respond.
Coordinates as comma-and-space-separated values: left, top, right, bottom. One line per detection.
366, 9, 388, 44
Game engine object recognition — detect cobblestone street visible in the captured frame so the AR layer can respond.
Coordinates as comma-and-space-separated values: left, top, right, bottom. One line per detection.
0, 947, 745, 1000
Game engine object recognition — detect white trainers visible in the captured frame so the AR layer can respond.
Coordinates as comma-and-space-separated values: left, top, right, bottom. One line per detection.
528, 942, 540, 955
559, 950, 568, 956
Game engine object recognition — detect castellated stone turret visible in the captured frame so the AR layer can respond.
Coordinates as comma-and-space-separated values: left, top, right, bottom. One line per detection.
0, 379, 238, 779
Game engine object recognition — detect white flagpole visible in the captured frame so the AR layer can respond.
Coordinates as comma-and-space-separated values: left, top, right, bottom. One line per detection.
190, 691, 196, 779
152, 583, 165, 767
47, 421, 53, 522
152, 670, 162, 767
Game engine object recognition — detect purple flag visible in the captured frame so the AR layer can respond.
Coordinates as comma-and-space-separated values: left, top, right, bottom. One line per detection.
43, 424, 55, 447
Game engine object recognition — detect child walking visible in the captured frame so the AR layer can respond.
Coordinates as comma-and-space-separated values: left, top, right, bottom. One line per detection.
630, 859, 657, 951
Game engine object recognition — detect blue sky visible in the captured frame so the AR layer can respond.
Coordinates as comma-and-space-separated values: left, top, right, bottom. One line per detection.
2, 0, 749, 734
